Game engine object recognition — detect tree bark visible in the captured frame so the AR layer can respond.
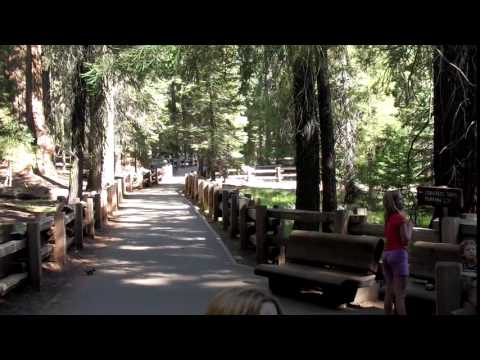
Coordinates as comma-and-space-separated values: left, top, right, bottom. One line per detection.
86, 87, 105, 192
28, 45, 56, 175
293, 53, 320, 231
317, 47, 337, 228
102, 76, 117, 188
169, 81, 181, 157
68, 46, 88, 202
433, 45, 477, 216
207, 78, 216, 180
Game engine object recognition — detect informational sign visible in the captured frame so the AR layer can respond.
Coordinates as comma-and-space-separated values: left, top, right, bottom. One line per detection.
417, 186, 463, 209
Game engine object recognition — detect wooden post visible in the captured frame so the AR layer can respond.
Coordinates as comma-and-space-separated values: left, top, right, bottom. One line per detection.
222, 190, 230, 230
204, 183, 210, 215
127, 174, 133, 192
74, 203, 84, 250
94, 193, 102, 230
275, 166, 282, 182
435, 261, 463, 314
7, 160, 12, 187
86, 197, 95, 237
239, 200, 248, 250
106, 186, 111, 216
116, 178, 123, 205
114, 183, 118, 212
190, 175, 194, 200
27, 221, 42, 291
277, 218, 286, 265
122, 176, 127, 197
102, 189, 108, 224
441, 217, 460, 244
53, 211, 66, 266
194, 175, 199, 202
198, 180, 203, 209
333, 209, 349, 234
230, 190, 239, 238
189, 175, 193, 199
110, 185, 116, 214
203, 184, 209, 213
256, 205, 268, 264
206, 183, 211, 215
213, 187, 220, 222
208, 184, 215, 221
201, 181, 207, 211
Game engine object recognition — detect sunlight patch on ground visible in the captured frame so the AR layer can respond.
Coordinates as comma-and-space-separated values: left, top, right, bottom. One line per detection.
199, 280, 253, 288
177, 236, 206, 241
122, 272, 198, 286
118, 244, 205, 251
123, 278, 170, 286
165, 254, 217, 259
108, 221, 150, 227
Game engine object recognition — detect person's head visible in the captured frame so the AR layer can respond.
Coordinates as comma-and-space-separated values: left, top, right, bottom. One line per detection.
383, 190, 404, 224
206, 286, 283, 315
460, 239, 477, 264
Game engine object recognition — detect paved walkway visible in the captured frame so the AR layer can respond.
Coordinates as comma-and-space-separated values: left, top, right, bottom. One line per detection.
2, 177, 382, 315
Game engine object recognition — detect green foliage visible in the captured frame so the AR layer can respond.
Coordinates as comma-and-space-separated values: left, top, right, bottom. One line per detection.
0, 108, 35, 166
240, 45, 294, 165
35, 45, 441, 222
240, 187, 295, 209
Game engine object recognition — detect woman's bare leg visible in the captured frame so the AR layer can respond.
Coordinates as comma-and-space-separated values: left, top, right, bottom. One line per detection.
384, 285, 394, 315
393, 276, 408, 315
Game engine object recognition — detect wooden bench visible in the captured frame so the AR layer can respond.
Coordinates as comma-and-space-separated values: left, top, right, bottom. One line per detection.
255, 231, 384, 306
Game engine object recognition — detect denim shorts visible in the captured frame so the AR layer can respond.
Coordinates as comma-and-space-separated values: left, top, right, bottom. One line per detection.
383, 249, 409, 283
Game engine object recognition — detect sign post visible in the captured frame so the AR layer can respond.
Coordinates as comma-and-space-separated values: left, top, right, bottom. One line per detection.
417, 186, 463, 242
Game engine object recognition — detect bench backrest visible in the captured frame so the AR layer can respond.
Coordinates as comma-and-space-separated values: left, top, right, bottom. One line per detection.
409, 241, 461, 281
286, 230, 384, 274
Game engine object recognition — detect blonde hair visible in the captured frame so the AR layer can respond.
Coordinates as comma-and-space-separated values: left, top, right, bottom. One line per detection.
383, 190, 404, 226
206, 286, 283, 315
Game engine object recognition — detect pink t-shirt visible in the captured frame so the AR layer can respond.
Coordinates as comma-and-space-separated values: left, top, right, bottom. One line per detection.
384, 212, 407, 251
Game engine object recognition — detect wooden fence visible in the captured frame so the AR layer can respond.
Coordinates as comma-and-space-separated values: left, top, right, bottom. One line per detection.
184, 173, 475, 266
0, 170, 155, 297
185, 173, 351, 264
215, 165, 297, 182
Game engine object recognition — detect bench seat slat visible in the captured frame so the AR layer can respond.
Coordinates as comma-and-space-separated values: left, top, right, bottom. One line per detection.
255, 263, 376, 288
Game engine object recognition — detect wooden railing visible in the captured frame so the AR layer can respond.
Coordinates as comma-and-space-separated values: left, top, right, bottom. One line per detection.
184, 173, 477, 265
185, 173, 350, 264
0, 171, 154, 298
214, 165, 297, 182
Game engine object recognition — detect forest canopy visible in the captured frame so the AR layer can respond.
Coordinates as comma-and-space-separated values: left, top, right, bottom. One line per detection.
0, 45, 476, 221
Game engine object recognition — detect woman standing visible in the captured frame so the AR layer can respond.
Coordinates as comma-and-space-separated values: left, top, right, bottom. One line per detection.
382, 190, 413, 315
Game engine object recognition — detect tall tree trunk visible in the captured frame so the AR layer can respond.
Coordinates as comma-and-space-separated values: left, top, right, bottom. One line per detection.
86, 46, 105, 192
433, 45, 477, 216
102, 76, 117, 188
68, 46, 87, 202
207, 78, 216, 180
180, 93, 189, 159
169, 81, 180, 157
293, 53, 320, 231
336, 47, 358, 206
86, 85, 105, 192
258, 118, 264, 165
317, 47, 337, 226
28, 45, 55, 175
244, 112, 255, 165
